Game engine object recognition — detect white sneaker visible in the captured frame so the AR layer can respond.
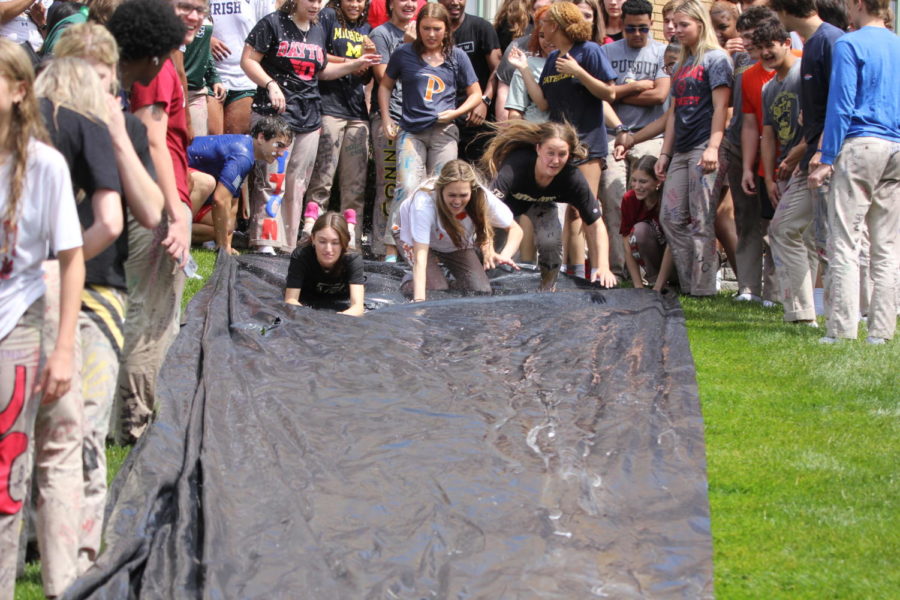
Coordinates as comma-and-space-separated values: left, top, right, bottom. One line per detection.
819, 336, 838, 344
256, 245, 276, 255
734, 293, 762, 303
762, 300, 777, 308
865, 336, 886, 345
201, 241, 216, 251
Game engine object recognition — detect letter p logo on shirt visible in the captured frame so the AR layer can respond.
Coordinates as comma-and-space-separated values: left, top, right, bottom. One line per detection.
423, 75, 446, 102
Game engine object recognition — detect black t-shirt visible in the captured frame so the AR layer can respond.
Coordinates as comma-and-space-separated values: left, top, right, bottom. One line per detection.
489, 148, 602, 225
799, 22, 843, 170
318, 7, 371, 120
40, 99, 132, 290
286, 245, 365, 307
246, 11, 328, 133
453, 13, 500, 121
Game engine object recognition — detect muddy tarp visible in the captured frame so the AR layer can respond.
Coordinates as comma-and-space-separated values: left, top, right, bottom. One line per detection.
65, 254, 714, 599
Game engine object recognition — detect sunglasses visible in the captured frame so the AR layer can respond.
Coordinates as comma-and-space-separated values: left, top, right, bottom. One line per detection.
624, 25, 651, 34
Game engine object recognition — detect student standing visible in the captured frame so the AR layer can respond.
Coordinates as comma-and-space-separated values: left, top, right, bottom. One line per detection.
809, 0, 899, 344
654, 0, 732, 296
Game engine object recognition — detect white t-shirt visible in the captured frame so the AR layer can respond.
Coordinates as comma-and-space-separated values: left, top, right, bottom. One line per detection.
398, 187, 514, 254
209, 0, 275, 90
0, 0, 43, 51
0, 141, 82, 339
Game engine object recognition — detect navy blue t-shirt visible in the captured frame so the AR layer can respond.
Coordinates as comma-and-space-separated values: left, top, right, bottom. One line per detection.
246, 12, 328, 133
187, 134, 255, 196
539, 42, 618, 158
385, 44, 478, 133
317, 7, 371, 121
799, 22, 843, 170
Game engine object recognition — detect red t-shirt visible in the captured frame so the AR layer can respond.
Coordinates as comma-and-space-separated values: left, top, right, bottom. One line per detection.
619, 189, 660, 236
367, 0, 427, 30
130, 60, 191, 209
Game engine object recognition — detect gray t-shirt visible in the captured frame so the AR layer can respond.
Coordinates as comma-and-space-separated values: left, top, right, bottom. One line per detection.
505, 55, 550, 123
496, 33, 531, 85
601, 39, 669, 133
671, 49, 733, 153
369, 21, 405, 121
724, 53, 754, 149
762, 60, 803, 164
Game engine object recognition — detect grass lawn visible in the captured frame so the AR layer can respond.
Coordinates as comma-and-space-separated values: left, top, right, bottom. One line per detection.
15, 249, 899, 599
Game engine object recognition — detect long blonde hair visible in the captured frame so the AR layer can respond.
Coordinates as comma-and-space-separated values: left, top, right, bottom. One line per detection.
672, 0, 722, 67
423, 160, 494, 250
0, 39, 49, 264
494, 0, 531, 40
35, 57, 110, 125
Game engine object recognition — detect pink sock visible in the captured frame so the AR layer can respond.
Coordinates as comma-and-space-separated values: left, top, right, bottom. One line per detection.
303, 202, 320, 220
342, 209, 357, 225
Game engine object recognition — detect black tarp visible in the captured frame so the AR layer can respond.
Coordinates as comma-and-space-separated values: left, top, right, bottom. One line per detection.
65, 254, 714, 599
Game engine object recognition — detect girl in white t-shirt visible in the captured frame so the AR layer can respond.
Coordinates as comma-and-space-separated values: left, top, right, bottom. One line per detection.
393, 159, 523, 302
0, 38, 84, 598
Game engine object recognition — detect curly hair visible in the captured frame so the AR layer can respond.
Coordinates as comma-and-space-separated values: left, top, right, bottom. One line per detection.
545, 2, 592, 44
106, 0, 186, 62
325, 0, 370, 28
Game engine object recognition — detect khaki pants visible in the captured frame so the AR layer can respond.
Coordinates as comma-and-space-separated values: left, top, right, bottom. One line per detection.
33, 262, 84, 597
660, 146, 720, 296
600, 135, 663, 278
825, 137, 900, 340
769, 172, 819, 321
114, 209, 188, 443
370, 113, 398, 254
0, 302, 42, 600
248, 123, 321, 251
77, 287, 125, 571
306, 115, 369, 216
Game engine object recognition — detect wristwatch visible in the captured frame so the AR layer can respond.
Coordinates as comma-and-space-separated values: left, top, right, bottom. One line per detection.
481, 95, 492, 107
614, 124, 632, 134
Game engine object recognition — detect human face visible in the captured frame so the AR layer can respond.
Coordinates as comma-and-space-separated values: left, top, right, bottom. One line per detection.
535, 137, 570, 180
439, 0, 465, 24
604, 0, 621, 19
711, 11, 737, 47
630, 169, 657, 201
537, 21, 556, 56
623, 13, 652, 48
390, 0, 417, 23
758, 39, 790, 71
313, 226, 343, 268
575, 2, 594, 26
419, 17, 447, 51
663, 49, 678, 75
663, 11, 676, 40
340, 0, 366, 22
87, 59, 116, 94
255, 134, 291, 164
441, 181, 472, 216
172, 0, 208, 45
673, 12, 701, 49
739, 28, 760, 61
293, 0, 323, 24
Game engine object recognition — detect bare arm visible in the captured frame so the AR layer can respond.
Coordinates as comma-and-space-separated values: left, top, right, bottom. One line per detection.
555, 54, 614, 102
378, 74, 398, 139
284, 287, 301, 304
740, 112, 759, 195
651, 246, 673, 292
438, 82, 482, 123
483, 220, 523, 269
584, 218, 616, 287
340, 284, 365, 316
761, 124, 778, 205
106, 95, 162, 228
81, 189, 123, 261
319, 53, 380, 81
622, 235, 644, 288
38, 246, 85, 403
134, 102, 190, 264
0, 0, 34, 24
621, 77, 671, 107
412, 242, 430, 302
507, 48, 548, 112
654, 106, 677, 181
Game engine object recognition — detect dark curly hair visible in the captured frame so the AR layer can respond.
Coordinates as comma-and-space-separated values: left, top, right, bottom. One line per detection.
107, 0, 186, 62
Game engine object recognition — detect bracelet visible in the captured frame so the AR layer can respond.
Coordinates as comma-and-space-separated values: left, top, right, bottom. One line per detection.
265, 80, 277, 89
660, 152, 671, 159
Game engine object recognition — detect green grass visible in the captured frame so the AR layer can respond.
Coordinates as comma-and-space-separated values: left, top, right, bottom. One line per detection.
15, 252, 899, 598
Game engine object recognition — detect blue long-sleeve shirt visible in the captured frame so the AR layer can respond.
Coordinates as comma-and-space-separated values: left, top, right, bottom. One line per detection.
820, 27, 900, 165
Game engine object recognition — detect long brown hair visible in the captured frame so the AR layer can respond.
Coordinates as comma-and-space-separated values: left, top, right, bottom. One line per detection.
413, 3, 454, 57
309, 211, 352, 273
0, 39, 49, 265
426, 160, 493, 251
494, 0, 531, 40
573, 0, 607, 44
481, 120, 587, 178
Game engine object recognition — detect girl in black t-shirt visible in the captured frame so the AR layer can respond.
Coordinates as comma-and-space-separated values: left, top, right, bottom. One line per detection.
241, 0, 379, 254
482, 120, 617, 291
285, 211, 366, 315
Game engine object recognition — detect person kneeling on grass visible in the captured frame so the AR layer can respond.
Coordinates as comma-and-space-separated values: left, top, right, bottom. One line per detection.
284, 211, 365, 316
620, 155, 675, 292
188, 115, 293, 255
393, 159, 524, 302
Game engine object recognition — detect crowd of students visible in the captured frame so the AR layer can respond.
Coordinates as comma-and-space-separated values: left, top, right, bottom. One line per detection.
0, 0, 897, 595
